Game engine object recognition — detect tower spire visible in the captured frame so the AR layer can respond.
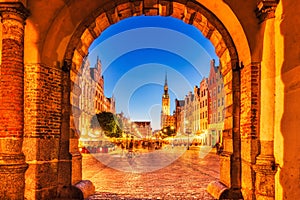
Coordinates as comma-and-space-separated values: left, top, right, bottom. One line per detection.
165, 72, 168, 86
164, 72, 169, 96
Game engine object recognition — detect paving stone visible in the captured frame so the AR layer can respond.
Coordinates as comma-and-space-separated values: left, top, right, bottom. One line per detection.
83, 147, 219, 200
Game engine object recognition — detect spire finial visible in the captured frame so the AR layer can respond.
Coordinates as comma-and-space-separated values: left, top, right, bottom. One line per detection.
165, 71, 168, 86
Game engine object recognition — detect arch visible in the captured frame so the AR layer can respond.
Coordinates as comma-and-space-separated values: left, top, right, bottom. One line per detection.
35, 0, 251, 67
60, 0, 246, 199
23, 0, 253, 199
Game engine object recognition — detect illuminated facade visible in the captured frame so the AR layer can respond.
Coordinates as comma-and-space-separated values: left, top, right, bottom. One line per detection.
175, 63, 220, 146
174, 99, 185, 134
161, 73, 174, 128
208, 60, 224, 146
79, 57, 115, 139
132, 121, 152, 139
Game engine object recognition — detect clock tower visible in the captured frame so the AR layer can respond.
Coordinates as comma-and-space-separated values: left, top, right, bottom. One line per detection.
161, 73, 170, 128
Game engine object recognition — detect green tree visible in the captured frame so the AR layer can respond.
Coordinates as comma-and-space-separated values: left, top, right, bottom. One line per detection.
91, 112, 123, 138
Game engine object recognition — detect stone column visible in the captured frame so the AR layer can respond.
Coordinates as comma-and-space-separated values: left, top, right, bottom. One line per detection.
70, 63, 83, 185
254, 1, 278, 200
208, 61, 243, 200
0, 2, 29, 199
222, 61, 243, 199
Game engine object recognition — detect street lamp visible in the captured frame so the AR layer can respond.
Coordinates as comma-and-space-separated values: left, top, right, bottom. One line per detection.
185, 121, 190, 150
171, 126, 175, 147
187, 130, 190, 150
126, 133, 129, 149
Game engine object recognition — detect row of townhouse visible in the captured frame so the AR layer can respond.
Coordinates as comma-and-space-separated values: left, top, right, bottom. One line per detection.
174, 60, 225, 146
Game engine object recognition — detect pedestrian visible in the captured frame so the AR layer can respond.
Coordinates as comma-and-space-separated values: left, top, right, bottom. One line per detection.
127, 138, 134, 158
215, 142, 220, 154
218, 143, 224, 154
121, 142, 125, 157
129, 139, 134, 152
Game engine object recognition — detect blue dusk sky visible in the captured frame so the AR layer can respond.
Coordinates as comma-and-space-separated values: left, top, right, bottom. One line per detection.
88, 16, 218, 130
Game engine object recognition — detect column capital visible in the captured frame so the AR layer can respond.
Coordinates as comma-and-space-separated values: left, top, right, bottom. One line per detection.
255, 0, 278, 23
0, 2, 30, 22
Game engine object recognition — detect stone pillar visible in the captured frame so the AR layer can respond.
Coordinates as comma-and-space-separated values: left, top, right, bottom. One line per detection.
69, 60, 83, 185
222, 61, 243, 199
208, 61, 243, 199
240, 62, 260, 200
254, 1, 278, 200
0, 2, 29, 199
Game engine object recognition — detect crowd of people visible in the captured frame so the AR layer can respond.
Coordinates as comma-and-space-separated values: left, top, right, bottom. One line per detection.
80, 137, 224, 156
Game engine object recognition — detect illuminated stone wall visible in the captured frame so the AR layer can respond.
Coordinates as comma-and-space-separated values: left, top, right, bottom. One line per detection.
0, 0, 298, 199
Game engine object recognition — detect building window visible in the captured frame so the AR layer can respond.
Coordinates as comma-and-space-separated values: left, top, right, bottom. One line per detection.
218, 85, 220, 93
205, 99, 207, 106
218, 112, 221, 122
218, 99, 220, 107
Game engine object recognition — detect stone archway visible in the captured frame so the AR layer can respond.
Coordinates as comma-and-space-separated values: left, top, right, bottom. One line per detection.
62, 1, 245, 199
0, 0, 281, 199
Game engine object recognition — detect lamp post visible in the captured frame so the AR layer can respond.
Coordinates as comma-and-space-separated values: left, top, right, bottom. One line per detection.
126, 133, 129, 149
171, 125, 175, 147
187, 129, 190, 150
184, 120, 190, 150
163, 128, 168, 147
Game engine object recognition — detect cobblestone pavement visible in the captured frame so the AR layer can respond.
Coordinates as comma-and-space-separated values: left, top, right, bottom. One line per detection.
83, 146, 219, 200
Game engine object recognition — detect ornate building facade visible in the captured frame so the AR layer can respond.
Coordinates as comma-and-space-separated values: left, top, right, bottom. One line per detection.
132, 121, 152, 139
79, 57, 115, 140
207, 60, 225, 146
174, 99, 185, 134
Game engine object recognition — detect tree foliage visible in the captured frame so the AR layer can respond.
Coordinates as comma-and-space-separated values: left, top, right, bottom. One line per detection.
91, 112, 123, 138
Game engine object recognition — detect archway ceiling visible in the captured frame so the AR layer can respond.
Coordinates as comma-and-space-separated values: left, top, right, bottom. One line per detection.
65, 1, 236, 75
29, 0, 251, 73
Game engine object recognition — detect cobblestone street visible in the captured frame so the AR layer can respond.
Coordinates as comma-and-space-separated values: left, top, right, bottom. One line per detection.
83, 146, 219, 199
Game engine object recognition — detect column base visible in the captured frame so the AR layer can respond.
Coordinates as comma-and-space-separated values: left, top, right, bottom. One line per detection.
207, 181, 244, 200
75, 180, 95, 199
0, 161, 28, 199
253, 156, 277, 199
56, 180, 95, 199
